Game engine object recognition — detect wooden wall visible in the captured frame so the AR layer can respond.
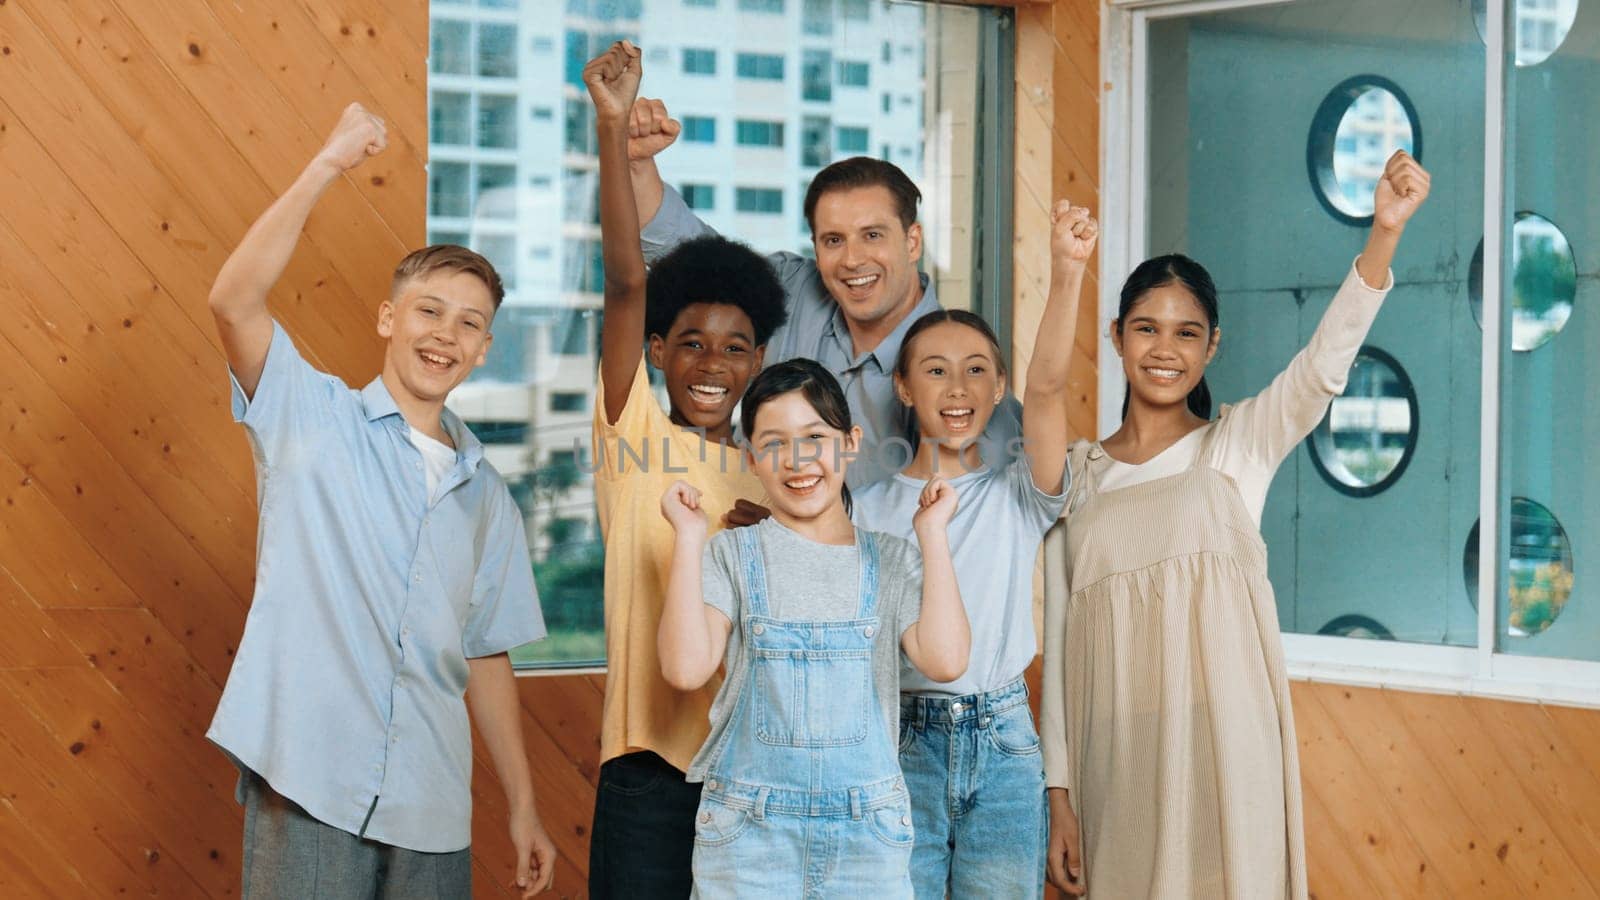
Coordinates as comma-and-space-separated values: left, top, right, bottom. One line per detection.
1, 1, 1596, 899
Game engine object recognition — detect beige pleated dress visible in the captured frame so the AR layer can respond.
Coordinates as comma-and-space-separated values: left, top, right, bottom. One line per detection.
1039, 260, 1392, 900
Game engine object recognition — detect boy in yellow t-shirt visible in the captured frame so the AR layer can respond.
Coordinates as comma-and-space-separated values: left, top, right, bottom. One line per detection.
583, 42, 788, 898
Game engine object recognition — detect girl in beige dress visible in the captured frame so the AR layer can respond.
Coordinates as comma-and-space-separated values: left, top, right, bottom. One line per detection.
1039, 151, 1431, 899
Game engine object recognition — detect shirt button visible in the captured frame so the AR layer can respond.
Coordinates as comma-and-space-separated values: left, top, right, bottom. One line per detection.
901, 815, 912, 826
413, 573, 422, 584
863, 625, 875, 638
752, 623, 765, 635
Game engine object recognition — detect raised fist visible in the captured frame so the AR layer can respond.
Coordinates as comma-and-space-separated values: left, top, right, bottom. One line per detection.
1051, 202, 1098, 269
627, 97, 680, 162
316, 102, 387, 172
584, 40, 643, 123
1373, 150, 1430, 233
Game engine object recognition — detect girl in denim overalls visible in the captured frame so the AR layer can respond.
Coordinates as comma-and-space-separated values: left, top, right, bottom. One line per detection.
659, 359, 971, 898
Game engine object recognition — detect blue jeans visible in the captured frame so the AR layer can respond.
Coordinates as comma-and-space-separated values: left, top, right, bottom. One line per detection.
899, 678, 1047, 900
589, 751, 702, 900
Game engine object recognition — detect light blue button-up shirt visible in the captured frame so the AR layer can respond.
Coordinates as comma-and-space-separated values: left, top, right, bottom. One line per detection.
642, 185, 1022, 487
207, 322, 545, 853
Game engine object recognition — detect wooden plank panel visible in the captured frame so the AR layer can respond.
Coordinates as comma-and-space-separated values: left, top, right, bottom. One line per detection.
190, 0, 427, 244
291, 0, 432, 154
0, 447, 144, 610
1300, 775, 1387, 900
0, 684, 201, 897
46, 607, 224, 740
1378, 688, 1597, 898
1306, 683, 1525, 898
1466, 696, 1600, 893
0, 342, 248, 683
114, 0, 414, 267
0, 803, 93, 900
0, 667, 241, 896
1292, 685, 1444, 896
18, 0, 387, 384
0, 570, 87, 670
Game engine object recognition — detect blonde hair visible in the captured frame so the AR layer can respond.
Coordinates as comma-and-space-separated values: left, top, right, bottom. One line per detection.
391, 244, 505, 309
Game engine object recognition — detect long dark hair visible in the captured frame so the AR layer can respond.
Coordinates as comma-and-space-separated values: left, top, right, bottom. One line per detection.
1115, 254, 1218, 419
740, 359, 857, 516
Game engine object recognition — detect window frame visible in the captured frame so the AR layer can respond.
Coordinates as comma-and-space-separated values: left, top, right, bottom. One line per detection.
1104, 0, 1600, 708
428, 0, 1018, 675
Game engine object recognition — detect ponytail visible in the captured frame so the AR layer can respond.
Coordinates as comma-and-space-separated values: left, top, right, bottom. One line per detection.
1187, 376, 1212, 419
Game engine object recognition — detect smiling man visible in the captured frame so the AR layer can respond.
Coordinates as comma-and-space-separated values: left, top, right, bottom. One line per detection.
205, 102, 556, 899
627, 99, 1021, 488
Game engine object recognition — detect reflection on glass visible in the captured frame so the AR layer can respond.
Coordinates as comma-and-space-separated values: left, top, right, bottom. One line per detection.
1467, 212, 1576, 352
1329, 88, 1416, 218
1308, 348, 1416, 493
428, 1, 973, 667
1317, 614, 1396, 640
1474, 0, 1581, 66
1463, 498, 1576, 636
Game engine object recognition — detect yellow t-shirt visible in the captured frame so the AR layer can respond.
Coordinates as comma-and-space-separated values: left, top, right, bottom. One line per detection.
593, 359, 764, 772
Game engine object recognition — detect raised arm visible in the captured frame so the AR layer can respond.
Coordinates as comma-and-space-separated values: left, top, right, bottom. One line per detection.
208, 103, 387, 398
585, 42, 652, 425
658, 481, 734, 691
899, 478, 970, 682
1222, 151, 1430, 470
626, 97, 679, 227
1022, 204, 1097, 494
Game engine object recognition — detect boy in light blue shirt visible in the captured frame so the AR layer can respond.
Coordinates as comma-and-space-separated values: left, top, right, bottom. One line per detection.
205, 102, 556, 898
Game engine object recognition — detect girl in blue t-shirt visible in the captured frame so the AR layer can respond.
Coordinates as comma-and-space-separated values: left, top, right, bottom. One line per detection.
853, 204, 1098, 899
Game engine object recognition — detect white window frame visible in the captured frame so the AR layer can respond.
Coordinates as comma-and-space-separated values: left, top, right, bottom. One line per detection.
1102, 0, 1600, 708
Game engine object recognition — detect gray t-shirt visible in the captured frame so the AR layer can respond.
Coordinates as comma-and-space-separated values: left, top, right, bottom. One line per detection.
854, 455, 1066, 696
686, 517, 923, 782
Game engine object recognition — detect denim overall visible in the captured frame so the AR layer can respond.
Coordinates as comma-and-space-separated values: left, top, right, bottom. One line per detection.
690, 526, 915, 899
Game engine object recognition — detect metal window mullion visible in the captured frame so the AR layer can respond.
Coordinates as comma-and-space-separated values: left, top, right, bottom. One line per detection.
1477, 0, 1507, 678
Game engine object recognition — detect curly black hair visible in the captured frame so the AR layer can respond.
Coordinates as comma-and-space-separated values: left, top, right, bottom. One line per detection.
645, 235, 788, 345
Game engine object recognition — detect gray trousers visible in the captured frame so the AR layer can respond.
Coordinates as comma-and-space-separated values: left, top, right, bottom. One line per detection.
240, 771, 472, 900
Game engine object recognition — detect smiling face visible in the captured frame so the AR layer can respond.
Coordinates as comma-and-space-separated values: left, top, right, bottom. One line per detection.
1113, 281, 1220, 413
811, 185, 924, 332
745, 390, 861, 526
378, 268, 496, 406
895, 320, 1006, 448
648, 302, 764, 441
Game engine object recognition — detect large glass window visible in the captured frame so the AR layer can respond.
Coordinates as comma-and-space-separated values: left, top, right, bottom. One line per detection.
1124, 0, 1597, 696
1144, 1, 1483, 648
429, 0, 1011, 669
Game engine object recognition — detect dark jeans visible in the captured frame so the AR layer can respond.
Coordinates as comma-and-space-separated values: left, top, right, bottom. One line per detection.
589, 751, 702, 899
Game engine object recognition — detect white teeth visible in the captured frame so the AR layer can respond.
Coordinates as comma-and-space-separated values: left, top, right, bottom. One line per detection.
1145, 368, 1180, 379
941, 408, 973, 417
689, 384, 728, 397
844, 274, 878, 287
785, 476, 820, 490
420, 351, 454, 366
